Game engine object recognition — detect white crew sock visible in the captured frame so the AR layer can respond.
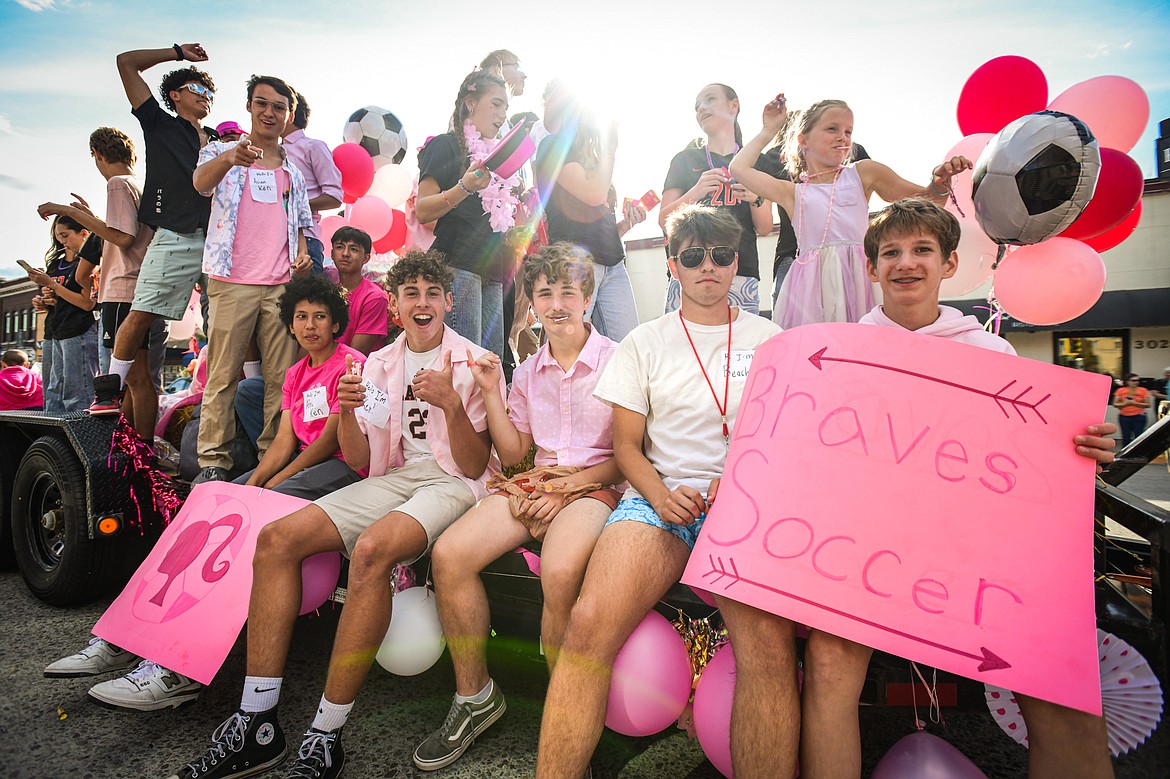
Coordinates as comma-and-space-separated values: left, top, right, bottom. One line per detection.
108, 357, 135, 387
310, 696, 353, 733
240, 675, 282, 712
243, 360, 262, 379
455, 678, 494, 705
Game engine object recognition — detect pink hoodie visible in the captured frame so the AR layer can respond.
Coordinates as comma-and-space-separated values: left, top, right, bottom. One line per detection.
860, 305, 1017, 356
0, 365, 44, 410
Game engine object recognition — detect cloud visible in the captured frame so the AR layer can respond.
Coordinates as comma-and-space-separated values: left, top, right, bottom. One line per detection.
0, 173, 35, 190
14, 0, 57, 10
0, 114, 16, 135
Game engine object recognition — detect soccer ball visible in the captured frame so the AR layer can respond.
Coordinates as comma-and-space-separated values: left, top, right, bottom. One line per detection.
971, 111, 1100, 246
343, 106, 407, 168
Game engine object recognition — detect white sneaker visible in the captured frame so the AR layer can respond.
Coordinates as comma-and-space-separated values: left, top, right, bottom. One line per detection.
44, 637, 141, 678
88, 659, 203, 711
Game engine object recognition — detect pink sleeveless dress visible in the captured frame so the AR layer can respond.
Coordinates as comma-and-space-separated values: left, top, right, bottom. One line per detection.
774, 164, 879, 329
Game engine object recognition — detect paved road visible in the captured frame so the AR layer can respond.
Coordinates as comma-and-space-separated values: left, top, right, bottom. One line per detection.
2, 464, 1169, 778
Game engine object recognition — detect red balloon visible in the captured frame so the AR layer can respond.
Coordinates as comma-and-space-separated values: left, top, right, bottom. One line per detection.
332, 142, 375, 199
957, 56, 1048, 135
373, 210, 408, 254
1081, 200, 1142, 254
1061, 148, 1143, 240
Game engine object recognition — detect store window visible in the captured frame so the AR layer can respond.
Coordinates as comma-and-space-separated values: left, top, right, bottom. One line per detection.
1055, 331, 1125, 380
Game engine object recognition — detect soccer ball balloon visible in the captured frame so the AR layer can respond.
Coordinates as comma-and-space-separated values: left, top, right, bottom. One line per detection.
971, 111, 1100, 246
343, 106, 407, 168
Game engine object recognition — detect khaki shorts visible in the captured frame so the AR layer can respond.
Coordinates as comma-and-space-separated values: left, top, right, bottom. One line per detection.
131, 227, 205, 321
313, 459, 475, 561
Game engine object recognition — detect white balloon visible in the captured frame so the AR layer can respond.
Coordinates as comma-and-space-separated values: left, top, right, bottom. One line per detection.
941, 218, 998, 298
375, 586, 446, 676
367, 164, 415, 209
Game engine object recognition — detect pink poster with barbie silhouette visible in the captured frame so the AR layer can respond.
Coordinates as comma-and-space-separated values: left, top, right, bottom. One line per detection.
681, 323, 1109, 714
94, 483, 316, 685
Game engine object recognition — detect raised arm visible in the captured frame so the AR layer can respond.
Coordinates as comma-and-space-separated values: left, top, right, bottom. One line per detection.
859, 155, 973, 205
116, 44, 207, 110
336, 355, 371, 472
38, 194, 135, 251
193, 139, 260, 194
729, 97, 794, 208
466, 348, 532, 467
413, 350, 492, 479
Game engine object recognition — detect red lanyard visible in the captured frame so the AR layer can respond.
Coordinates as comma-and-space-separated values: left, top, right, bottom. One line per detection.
680, 307, 733, 444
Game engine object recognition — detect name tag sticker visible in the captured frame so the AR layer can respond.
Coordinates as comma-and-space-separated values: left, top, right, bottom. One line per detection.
250, 168, 278, 203
302, 386, 329, 423
355, 379, 391, 428
721, 350, 756, 382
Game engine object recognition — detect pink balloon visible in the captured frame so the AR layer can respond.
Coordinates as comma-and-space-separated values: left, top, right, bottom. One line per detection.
693, 644, 736, 777
605, 610, 693, 737
349, 196, 393, 241
1060, 148, 1143, 240
299, 552, 341, 615
332, 142, 375, 199
373, 209, 408, 254
1048, 76, 1150, 154
872, 732, 988, 779
940, 217, 997, 298
995, 238, 1106, 326
318, 214, 348, 247
1082, 200, 1142, 254
957, 57, 1048, 135
942, 134, 994, 219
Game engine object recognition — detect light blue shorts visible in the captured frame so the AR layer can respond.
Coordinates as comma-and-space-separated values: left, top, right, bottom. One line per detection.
604, 497, 706, 550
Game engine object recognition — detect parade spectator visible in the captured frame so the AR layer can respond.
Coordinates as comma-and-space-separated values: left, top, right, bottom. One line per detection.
535, 80, 639, 342
215, 120, 246, 143
716, 199, 1118, 779
191, 74, 313, 485
282, 89, 343, 275
0, 349, 43, 411
660, 83, 773, 314
25, 216, 100, 414
38, 127, 164, 439
1114, 373, 1151, 447
480, 49, 527, 98
414, 243, 622, 771
535, 205, 781, 776
88, 43, 218, 428
168, 251, 500, 779
416, 69, 515, 361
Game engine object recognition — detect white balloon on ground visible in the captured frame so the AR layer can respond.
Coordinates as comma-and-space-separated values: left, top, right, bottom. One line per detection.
375, 586, 446, 676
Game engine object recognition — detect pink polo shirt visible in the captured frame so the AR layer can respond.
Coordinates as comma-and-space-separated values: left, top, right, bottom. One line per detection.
282, 343, 365, 465
339, 276, 390, 348
356, 325, 503, 499
508, 325, 617, 469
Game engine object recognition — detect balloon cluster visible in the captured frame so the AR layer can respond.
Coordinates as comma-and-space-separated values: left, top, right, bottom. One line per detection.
325, 111, 415, 260
944, 56, 1148, 326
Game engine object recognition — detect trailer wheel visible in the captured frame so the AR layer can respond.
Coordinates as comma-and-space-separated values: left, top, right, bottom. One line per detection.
0, 447, 13, 568
11, 435, 113, 605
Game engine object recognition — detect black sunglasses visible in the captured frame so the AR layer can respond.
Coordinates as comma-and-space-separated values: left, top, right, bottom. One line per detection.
673, 245, 738, 269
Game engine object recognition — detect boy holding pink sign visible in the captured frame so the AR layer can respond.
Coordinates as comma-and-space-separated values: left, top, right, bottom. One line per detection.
715, 199, 1118, 779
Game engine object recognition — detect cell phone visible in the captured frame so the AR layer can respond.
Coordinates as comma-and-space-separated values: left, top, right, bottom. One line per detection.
16, 259, 35, 273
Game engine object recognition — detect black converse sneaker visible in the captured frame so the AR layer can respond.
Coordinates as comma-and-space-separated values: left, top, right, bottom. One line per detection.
166, 708, 286, 779
285, 728, 345, 779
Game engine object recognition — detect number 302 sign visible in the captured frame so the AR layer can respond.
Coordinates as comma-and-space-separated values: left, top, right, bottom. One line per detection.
1134, 340, 1170, 350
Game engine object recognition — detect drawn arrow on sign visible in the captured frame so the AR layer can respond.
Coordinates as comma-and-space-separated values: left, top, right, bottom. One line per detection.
808, 347, 1049, 424
702, 554, 1011, 673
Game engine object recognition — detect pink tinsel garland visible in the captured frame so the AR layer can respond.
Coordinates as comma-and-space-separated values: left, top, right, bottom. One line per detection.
463, 120, 522, 233
108, 418, 186, 531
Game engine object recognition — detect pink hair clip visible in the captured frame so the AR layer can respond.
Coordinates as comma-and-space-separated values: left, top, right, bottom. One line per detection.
467, 83, 478, 92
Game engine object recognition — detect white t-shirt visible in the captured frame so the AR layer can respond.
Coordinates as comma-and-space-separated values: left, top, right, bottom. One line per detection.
401, 345, 441, 464
593, 309, 782, 500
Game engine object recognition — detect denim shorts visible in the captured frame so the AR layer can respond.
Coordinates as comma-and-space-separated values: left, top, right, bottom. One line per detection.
604, 496, 706, 550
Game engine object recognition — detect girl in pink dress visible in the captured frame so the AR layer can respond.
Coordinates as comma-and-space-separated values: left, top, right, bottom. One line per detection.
730, 96, 973, 329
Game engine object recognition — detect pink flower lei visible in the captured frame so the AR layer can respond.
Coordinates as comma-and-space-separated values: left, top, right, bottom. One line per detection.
463, 120, 523, 233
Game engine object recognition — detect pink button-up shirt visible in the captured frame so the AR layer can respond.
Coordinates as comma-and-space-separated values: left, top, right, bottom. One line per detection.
508, 326, 618, 469
357, 325, 503, 499
283, 129, 343, 242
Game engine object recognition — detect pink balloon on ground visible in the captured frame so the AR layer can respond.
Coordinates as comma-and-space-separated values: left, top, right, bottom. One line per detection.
941, 218, 998, 298
957, 56, 1048, 135
318, 214, 348, 247
1060, 148, 1143, 240
943, 134, 993, 217
299, 552, 341, 615
1048, 76, 1150, 154
333, 142, 375, 199
871, 731, 988, 779
349, 196, 393, 241
693, 644, 736, 777
994, 238, 1106, 326
1082, 201, 1142, 254
605, 610, 693, 737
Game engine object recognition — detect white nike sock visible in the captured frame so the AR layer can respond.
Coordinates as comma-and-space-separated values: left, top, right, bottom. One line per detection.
108, 357, 135, 388
240, 675, 282, 712
455, 678, 494, 705
243, 360, 261, 379
310, 696, 353, 733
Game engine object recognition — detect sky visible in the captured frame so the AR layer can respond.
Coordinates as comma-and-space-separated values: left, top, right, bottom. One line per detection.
1, 0, 1167, 280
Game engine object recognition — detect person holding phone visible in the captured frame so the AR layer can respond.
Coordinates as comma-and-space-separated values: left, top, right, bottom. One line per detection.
659, 84, 774, 315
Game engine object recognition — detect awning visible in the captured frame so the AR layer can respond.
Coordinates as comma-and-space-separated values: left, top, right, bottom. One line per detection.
949, 288, 1170, 332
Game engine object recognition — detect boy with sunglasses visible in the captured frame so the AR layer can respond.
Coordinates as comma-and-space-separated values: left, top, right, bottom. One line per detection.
89, 44, 219, 425
535, 205, 781, 777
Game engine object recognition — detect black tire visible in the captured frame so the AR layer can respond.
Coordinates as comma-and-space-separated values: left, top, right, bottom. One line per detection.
0, 446, 14, 569
11, 435, 115, 605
